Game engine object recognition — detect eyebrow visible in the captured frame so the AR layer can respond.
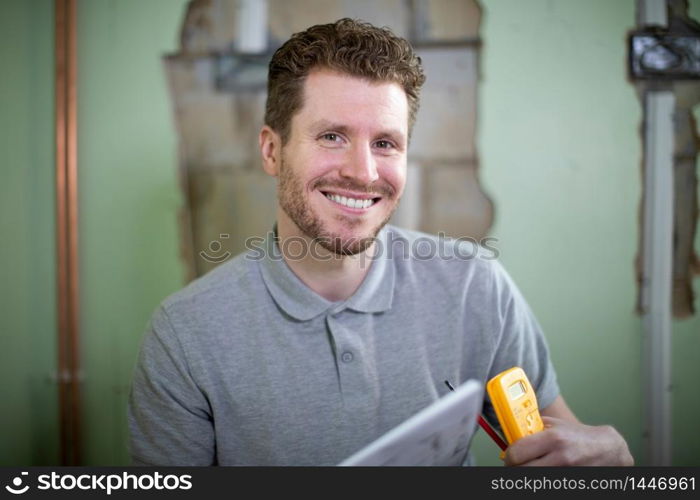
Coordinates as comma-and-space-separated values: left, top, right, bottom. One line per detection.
310, 120, 351, 136
310, 119, 406, 145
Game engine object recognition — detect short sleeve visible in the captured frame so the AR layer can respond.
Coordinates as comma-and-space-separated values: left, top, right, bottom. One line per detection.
482, 261, 560, 427
127, 305, 216, 465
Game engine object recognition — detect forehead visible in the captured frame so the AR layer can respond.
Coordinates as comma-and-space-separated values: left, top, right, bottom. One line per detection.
294, 69, 409, 135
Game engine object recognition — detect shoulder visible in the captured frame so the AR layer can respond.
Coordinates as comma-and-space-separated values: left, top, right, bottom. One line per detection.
165, 252, 251, 302
155, 251, 261, 332
383, 225, 504, 291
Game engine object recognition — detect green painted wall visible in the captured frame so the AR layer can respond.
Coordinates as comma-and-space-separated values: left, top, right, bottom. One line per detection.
471, 0, 700, 466
2, 0, 698, 466
0, 0, 58, 465
77, 0, 190, 465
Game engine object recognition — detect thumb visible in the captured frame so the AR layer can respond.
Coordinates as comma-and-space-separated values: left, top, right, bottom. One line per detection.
540, 415, 563, 428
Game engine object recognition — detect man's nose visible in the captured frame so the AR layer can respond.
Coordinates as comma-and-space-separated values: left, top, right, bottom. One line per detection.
339, 142, 379, 185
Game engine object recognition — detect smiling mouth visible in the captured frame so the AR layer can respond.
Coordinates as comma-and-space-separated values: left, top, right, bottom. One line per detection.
322, 191, 381, 210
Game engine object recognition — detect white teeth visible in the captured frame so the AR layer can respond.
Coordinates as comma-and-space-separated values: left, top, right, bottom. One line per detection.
325, 193, 376, 209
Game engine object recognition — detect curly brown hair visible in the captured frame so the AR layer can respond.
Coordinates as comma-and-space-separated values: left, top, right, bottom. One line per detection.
265, 18, 425, 144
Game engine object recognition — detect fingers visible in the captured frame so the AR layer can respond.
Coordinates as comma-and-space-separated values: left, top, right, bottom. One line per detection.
503, 428, 559, 466
504, 416, 577, 466
504, 419, 635, 466
540, 415, 559, 427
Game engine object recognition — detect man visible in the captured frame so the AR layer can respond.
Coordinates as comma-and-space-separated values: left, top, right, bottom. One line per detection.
128, 18, 633, 466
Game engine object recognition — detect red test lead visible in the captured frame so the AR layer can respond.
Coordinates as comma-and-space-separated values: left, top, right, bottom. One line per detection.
444, 380, 508, 452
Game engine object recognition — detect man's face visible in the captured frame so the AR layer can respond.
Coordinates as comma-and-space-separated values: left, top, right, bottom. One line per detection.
276, 69, 409, 255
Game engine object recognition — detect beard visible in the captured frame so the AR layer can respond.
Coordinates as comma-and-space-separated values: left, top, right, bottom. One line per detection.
277, 156, 399, 256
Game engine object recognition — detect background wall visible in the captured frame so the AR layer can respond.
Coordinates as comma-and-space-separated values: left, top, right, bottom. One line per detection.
1, 0, 698, 465
0, 0, 58, 465
77, 0, 190, 464
472, 0, 700, 466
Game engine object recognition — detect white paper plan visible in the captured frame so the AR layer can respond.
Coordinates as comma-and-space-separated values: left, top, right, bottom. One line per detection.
339, 379, 483, 466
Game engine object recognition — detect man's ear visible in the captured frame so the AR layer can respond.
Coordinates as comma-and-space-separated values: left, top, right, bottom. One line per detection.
259, 125, 282, 177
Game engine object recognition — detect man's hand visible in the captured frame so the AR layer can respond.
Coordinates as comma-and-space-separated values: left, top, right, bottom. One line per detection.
503, 416, 634, 466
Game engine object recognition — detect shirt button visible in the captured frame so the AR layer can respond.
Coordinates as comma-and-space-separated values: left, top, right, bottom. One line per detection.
341, 351, 354, 363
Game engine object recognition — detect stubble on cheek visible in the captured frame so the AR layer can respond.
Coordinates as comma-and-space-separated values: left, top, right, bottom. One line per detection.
277, 157, 402, 256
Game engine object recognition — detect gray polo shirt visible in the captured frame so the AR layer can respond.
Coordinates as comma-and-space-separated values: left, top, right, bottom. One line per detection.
128, 225, 559, 465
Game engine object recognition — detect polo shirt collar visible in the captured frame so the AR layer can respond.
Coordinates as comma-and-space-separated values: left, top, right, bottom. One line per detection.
257, 226, 395, 321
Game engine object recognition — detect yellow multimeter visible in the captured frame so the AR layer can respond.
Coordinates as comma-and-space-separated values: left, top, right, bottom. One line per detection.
486, 367, 544, 447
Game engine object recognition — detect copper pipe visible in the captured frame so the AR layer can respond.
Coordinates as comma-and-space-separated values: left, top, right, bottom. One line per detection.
54, 0, 69, 466
66, 0, 81, 466
55, 0, 81, 466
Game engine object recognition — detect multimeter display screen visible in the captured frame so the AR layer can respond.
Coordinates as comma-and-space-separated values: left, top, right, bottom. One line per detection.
507, 381, 526, 400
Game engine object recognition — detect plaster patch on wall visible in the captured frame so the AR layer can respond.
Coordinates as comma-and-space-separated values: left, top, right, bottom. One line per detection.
670, 83, 700, 317
634, 2, 700, 318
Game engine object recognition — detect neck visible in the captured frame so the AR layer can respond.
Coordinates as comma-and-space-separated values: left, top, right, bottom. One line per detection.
275, 210, 376, 302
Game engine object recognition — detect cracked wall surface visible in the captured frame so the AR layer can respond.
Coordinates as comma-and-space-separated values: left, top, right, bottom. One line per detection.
635, 1, 700, 318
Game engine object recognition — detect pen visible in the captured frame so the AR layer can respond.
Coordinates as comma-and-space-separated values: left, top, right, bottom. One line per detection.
444, 380, 508, 452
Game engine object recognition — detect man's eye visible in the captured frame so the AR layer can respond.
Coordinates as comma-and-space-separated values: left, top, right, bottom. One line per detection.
375, 140, 394, 149
322, 133, 340, 142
